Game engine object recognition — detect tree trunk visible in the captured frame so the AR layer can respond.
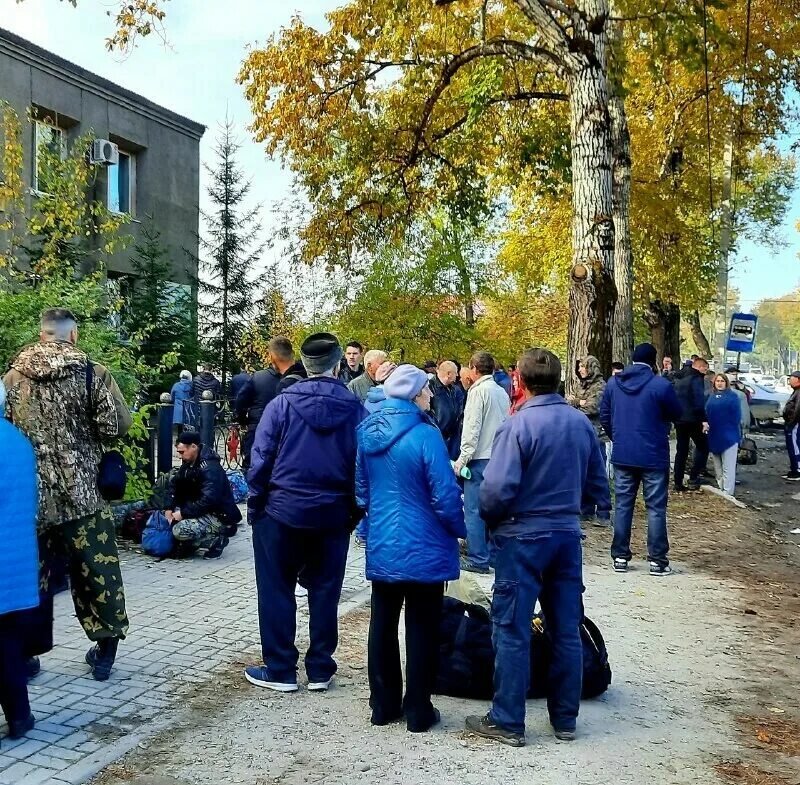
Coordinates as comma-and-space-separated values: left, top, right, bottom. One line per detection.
608, 13, 633, 365
566, 9, 616, 393
687, 309, 712, 359
450, 226, 476, 328
645, 300, 680, 365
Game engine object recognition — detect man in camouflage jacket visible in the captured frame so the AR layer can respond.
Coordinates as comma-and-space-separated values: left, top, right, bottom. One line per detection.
4, 308, 132, 681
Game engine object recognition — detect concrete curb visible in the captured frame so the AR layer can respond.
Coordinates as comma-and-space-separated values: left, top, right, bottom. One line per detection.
701, 483, 748, 509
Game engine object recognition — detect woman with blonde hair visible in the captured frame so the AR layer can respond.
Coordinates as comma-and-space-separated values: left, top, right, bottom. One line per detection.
705, 373, 742, 496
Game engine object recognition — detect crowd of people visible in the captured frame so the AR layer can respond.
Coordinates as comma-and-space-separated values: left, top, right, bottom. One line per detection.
2, 306, 800, 753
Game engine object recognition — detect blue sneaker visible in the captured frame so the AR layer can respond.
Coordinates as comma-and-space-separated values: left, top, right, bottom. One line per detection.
244, 666, 298, 692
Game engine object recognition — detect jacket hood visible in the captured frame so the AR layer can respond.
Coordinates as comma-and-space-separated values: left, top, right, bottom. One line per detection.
366, 385, 386, 405
198, 445, 221, 465
358, 398, 425, 455
10, 341, 88, 382
616, 363, 657, 394
578, 355, 603, 384
283, 377, 362, 433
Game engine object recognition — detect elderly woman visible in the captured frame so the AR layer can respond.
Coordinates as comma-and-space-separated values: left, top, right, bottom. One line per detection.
171, 369, 194, 435
0, 381, 40, 745
356, 364, 466, 733
705, 374, 742, 496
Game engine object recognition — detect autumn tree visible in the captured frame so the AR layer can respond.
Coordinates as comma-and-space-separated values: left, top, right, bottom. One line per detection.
199, 119, 262, 389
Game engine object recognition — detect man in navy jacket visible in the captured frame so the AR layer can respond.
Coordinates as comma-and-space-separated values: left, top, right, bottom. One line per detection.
465, 348, 610, 748
599, 343, 682, 577
245, 333, 366, 694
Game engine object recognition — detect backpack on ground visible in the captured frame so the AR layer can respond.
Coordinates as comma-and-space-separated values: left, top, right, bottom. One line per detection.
121, 506, 152, 544
226, 469, 248, 503
141, 511, 175, 557
738, 436, 758, 466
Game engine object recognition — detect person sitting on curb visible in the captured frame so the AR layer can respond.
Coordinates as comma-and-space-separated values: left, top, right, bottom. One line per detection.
164, 432, 242, 559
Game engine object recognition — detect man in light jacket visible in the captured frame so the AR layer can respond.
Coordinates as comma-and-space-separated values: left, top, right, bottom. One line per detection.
348, 349, 388, 403
455, 351, 510, 573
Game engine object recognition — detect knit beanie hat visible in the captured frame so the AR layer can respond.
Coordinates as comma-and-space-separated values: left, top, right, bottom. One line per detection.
383, 364, 429, 401
375, 361, 397, 383
632, 343, 657, 367
300, 332, 343, 375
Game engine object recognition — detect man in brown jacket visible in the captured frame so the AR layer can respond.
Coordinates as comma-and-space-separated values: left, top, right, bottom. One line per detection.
4, 308, 132, 680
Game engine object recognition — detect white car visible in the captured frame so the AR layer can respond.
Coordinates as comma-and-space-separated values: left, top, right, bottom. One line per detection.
760, 375, 776, 390
776, 376, 792, 394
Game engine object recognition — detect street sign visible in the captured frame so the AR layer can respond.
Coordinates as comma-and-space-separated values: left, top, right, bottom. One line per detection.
726, 313, 758, 353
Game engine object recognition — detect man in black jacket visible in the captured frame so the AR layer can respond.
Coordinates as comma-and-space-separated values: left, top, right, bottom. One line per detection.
338, 341, 364, 384
235, 338, 307, 468
672, 357, 710, 491
783, 371, 800, 481
165, 432, 243, 558
192, 364, 222, 402
430, 360, 463, 459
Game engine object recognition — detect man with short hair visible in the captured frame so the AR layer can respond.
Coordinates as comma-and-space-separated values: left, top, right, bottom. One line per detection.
600, 343, 682, 577
245, 333, 366, 693
4, 308, 132, 681
465, 348, 609, 747
348, 349, 388, 403
193, 363, 222, 402
235, 337, 306, 468
610, 362, 625, 376
430, 360, 463, 459
165, 431, 243, 558
455, 351, 510, 573
672, 356, 710, 491
661, 356, 675, 381
339, 341, 364, 385
782, 371, 800, 481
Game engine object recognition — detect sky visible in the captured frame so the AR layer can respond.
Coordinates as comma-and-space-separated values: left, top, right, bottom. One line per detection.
3, 0, 800, 310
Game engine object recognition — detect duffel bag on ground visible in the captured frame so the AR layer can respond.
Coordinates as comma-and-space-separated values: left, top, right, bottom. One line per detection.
226, 469, 248, 503
738, 436, 758, 465
141, 511, 175, 557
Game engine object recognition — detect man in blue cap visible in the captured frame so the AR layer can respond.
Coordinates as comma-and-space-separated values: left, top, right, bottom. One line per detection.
245, 332, 366, 693
600, 343, 682, 576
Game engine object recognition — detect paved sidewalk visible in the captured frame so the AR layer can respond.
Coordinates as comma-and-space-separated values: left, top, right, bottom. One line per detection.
0, 523, 369, 785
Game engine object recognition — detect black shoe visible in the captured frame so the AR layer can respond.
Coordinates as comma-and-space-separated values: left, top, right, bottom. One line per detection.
460, 558, 491, 575
86, 638, 119, 681
408, 708, 440, 733
26, 656, 41, 680
783, 472, 800, 481
673, 485, 687, 493
203, 534, 229, 559
685, 480, 701, 491
465, 713, 525, 747
8, 713, 35, 739
554, 727, 576, 741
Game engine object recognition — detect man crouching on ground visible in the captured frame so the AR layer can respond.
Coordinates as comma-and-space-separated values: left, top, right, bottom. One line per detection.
465, 348, 610, 747
245, 333, 366, 693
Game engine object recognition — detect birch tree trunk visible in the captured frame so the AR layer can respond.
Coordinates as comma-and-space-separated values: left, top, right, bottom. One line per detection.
566, 0, 616, 393
608, 13, 633, 365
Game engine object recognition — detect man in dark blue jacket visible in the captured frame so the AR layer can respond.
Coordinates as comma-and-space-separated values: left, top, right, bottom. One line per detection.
599, 343, 682, 577
245, 333, 366, 694
464, 349, 609, 748
672, 357, 710, 491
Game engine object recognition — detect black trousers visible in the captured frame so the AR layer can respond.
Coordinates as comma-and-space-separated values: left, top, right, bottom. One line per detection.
0, 611, 32, 725
368, 581, 443, 732
674, 423, 709, 487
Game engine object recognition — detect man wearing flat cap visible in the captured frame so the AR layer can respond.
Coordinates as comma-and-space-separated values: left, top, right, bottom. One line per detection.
245, 333, 366, 693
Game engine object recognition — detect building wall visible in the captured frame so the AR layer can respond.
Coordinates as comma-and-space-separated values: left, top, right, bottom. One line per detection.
0, 28, 204, 287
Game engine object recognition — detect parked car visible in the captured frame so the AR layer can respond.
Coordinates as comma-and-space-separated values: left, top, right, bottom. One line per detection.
743, 382, 790, 426
759, 375, 776, 390
776, 376, 792, 394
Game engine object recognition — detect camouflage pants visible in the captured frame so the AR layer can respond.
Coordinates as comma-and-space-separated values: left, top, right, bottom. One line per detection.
39, 508, 129, 642
172, 515, 222, 549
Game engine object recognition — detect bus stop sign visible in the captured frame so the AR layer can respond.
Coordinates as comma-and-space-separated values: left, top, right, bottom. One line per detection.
726, 313, 758, 353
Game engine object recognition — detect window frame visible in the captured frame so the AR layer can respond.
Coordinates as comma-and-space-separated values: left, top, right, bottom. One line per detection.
107, 149, 136, 216
32, 119, 66, 193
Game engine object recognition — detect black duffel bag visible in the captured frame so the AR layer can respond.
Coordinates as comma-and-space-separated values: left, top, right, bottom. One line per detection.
738, 436, 758, 466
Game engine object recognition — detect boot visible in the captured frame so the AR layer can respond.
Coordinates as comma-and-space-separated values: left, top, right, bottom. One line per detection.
26, 656, 41, 680
8, 713, 35, 739
86, 637, 119, 681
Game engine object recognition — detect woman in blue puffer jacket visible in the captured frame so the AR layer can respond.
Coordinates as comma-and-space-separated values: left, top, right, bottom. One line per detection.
0, 380, 40, 746
356, 364, 466, 734
170, 370, 194, 434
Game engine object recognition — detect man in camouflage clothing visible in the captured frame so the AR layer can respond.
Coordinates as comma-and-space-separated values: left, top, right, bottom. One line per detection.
3, 308, 132, 681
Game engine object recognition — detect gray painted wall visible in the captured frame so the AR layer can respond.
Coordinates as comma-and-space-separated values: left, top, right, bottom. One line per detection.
0, 27, 204, 287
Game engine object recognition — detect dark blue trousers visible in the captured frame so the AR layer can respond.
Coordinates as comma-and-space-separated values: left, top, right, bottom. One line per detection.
0, 611, 32, 726
490, 531, 583, 735
252, 516, 350, 683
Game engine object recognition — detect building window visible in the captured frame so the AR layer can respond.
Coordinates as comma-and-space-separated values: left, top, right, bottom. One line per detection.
108, 151, 134, 215
33, 120, 65, 192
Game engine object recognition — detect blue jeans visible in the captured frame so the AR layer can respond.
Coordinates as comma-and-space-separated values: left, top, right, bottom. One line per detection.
612, 466, 670, 567
581, 440, 610, 520
463, 459, 492, 569
252, 516, 350, 682
490, 531, 584, 735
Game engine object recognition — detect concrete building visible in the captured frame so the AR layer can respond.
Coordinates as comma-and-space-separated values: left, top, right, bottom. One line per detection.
0, 26, 205, 288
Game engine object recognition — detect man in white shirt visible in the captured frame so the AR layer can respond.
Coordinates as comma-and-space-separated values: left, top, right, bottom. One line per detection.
455, 351, 510, 573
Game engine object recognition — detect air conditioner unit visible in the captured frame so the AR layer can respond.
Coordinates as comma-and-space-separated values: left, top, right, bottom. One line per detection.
90, 139, 119, 166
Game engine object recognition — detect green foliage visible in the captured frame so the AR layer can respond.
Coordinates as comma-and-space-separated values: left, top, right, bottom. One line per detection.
119, 406, 155, 501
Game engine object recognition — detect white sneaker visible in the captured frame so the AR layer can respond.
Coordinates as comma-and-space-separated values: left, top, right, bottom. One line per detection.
295, 584, 308, 598
308, 677, 333, 692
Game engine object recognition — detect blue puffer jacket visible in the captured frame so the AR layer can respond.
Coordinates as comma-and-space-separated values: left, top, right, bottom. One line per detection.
356, 399, 466, 583
365, 384, 387, 414
705, 390, 741, 453
170, 379, 194, 426
599, 363, 682, 470
0, 419, 39, 615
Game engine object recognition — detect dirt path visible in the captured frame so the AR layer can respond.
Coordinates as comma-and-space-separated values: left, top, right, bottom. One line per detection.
92, 467, 800, 785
